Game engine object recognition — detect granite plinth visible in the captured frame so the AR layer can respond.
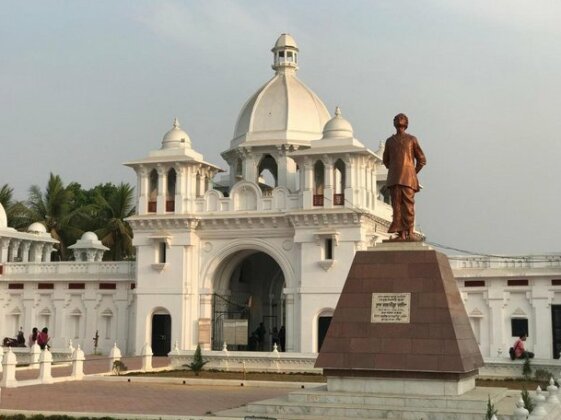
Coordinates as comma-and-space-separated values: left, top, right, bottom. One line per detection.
315, 242, 484, 395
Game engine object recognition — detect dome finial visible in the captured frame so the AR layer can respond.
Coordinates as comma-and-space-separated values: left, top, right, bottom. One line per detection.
173, 118, 179, 128
335, 106, 341, 117
271, 33, 299, 74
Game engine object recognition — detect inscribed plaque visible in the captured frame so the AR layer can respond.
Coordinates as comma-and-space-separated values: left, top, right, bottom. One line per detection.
223, 319, 248, 345
371, 293, 411, 323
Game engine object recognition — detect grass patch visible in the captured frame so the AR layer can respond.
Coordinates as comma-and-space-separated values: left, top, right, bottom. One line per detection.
124, 369, 327, 382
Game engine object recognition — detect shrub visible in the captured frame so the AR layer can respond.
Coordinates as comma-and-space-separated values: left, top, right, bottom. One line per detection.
485, 395, 498, 420
184, 344, 208, 376
521, 387, 534, 413
534, 368, 555, 382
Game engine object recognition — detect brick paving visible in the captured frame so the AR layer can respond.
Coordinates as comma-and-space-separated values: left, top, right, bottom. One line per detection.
0, 380, 294, 417
2, 356, 294, 418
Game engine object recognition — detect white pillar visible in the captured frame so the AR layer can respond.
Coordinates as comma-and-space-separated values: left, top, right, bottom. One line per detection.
157, 167, 167, 215
109, 342, 122, 372
0, 348, 17, 387
20, 241, 31, 262
141, 343, 153, 371
71, 345, 85, 379
138, 167, 149, 215
39, 348, 53, 384
30, 342, 41, 366
324, 162, 334, 209
487, 297, 505, 356
532, 297, 551, 358
285, 293, 295, 352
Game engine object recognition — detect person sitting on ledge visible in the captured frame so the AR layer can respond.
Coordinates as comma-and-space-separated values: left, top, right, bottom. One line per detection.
513, 333, 534, 359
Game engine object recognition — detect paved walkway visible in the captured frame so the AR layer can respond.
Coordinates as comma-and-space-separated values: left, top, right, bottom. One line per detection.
1, 356, 295, 418
0, 380, 294, 418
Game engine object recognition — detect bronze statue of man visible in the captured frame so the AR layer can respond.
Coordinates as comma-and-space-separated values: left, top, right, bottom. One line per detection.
382, 113, 426, 240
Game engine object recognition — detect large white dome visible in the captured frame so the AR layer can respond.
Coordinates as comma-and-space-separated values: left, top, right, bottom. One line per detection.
230, 34, 330, 148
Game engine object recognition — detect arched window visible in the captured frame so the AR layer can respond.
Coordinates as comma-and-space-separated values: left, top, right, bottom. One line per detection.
148, 169, 158, 212
333, 159, 345, 205
166, 168, 176, 212
258, 155, 278, 193
313, 160, 325, 206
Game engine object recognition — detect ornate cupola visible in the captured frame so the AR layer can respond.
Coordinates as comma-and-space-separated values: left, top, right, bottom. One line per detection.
271, 33, 299, 74
162, 118, 191, 149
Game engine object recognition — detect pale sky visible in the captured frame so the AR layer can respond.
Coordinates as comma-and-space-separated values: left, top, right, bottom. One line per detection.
1, 1, 561, 255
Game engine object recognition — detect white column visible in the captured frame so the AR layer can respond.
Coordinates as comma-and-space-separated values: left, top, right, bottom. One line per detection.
174, 165, 185, 213
487, 297, 505, 357
8, 239, 21, 262
157, 166, 167, 214
302, 160, 314, 209
344, 157, 353, 208
324, 161, 334, 209
138, 167, 149, 215
285, 293, 295, 352
20, 241, 31, 262
0, 238, 10, 263
532, 297, 552, 358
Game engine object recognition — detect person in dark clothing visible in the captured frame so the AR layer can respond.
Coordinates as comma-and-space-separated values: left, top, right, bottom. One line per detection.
256, 322, 266, 351
278, 325, 286, 352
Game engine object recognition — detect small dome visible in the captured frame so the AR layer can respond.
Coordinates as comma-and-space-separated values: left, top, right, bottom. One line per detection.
0, 203, 7, 229
162, 118, 191, 149
273, 33, 298, 50
81, 231, 98, 241
28, 222, 47, 234
323, 107, 353, 138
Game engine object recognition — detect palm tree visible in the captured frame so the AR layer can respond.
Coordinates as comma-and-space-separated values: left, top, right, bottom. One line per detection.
27, 173, 83, 260
0, 183, 31, 229
94, 183, 135, 260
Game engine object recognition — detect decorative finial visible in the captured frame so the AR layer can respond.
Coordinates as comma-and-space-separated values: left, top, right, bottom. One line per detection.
335, 106, 341, 117
173, 118, 179, 128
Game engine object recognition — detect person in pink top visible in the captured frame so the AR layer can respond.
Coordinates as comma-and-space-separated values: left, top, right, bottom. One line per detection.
513, 333, 534, 359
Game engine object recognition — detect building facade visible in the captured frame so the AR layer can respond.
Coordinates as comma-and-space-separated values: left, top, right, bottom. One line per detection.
1, 35, 560, 360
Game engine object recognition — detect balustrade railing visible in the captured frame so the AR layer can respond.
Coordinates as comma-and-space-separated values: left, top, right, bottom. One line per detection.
313, 194, 324, 206
333, 193, 344, 205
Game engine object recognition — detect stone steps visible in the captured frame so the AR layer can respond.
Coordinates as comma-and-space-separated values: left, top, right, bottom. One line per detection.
286, 386, 511, 412
218, 387, 514, 420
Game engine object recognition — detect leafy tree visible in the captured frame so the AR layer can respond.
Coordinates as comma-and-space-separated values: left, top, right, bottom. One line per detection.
27, 174, 84, 260
93, 183, 135, 261
0, 184, 31, 229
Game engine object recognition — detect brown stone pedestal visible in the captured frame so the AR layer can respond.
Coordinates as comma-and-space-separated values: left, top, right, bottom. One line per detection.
315, 242, 484, 396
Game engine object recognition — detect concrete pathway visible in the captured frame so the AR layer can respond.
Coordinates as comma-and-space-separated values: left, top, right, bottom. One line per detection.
1, 356, 295, 418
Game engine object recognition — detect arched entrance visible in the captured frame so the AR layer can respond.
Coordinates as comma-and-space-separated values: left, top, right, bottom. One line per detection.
151, 310, 171, 356
212, 251, 285, 351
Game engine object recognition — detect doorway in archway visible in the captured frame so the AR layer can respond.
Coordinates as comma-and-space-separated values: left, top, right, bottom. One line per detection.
212, 251, 285, 351
152, 314, 171, 356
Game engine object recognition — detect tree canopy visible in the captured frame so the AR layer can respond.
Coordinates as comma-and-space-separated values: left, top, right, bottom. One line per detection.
2, 175, 136, 261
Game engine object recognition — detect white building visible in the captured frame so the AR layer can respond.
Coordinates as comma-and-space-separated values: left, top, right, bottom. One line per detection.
1, 34, 560, 360
124, 34, 391, 356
